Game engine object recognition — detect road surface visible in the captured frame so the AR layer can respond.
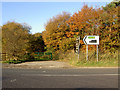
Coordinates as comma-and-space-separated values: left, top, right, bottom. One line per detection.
2, 68, 119, 89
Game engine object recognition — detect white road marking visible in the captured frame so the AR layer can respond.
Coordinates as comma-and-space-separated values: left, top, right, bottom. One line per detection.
22, 74, 119, 77
10, 79, 16, 82
42, 71, 46, 72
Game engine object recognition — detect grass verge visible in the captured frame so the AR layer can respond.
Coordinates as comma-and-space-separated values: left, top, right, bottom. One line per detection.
62, 50, 118, 67
69, 59, 118, 67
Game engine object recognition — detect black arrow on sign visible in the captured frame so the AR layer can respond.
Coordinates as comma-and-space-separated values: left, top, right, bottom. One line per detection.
83, 36, 87, 45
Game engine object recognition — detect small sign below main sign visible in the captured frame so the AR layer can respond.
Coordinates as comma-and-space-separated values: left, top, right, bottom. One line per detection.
76, 36, 80, 54
83, 36, 99, 45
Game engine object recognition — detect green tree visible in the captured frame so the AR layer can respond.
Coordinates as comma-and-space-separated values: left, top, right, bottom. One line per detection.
99, 1, 119, 52
27, 33, 45, 53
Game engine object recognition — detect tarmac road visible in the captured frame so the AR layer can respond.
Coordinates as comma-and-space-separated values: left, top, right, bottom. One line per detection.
2, 68, 119, 89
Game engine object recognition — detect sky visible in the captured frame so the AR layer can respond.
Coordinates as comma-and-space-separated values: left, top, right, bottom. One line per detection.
2, 1, 113, 34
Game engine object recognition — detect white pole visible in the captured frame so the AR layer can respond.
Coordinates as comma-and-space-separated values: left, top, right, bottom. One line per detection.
86, 45, 88, 61
78, 49, 79, 60
78, 36, 80, 61
97, 45, 98, 62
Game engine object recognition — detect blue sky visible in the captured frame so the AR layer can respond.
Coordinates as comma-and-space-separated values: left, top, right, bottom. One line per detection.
2, 2, 112, 34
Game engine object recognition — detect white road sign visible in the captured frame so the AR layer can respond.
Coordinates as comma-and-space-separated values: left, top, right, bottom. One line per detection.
83, 36, 99, 45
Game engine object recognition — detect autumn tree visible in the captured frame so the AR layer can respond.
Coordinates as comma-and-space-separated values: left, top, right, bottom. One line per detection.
0, 26, 2, 52
66, 3, 119, 53
0, 26, 2, 61
2, 21, 31, 60
66, 4, 103, 51
42, 12, 75, 52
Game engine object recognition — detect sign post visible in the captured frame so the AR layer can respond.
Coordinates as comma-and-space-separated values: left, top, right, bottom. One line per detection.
76, 36, 80, 60
83, 35, 99, 61
86, 45, 88, 61
97, 45, 98, 62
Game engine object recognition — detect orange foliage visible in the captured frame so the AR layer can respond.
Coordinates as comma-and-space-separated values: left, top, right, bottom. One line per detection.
66, 4, 104, 51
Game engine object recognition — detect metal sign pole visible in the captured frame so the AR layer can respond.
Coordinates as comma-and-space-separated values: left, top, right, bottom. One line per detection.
97, 45, 98, 62
76, 36, 80, 61
78, 36, 80, 60
86, 45, 88, 61
78, 46, 79, 60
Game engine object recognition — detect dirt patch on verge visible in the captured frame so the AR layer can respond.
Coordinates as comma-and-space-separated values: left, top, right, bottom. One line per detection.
2, 61, 74, 69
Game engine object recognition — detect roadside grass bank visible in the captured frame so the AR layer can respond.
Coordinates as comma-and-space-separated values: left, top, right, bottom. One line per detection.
58, 50, 118, 67
69, 59, 118, 67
